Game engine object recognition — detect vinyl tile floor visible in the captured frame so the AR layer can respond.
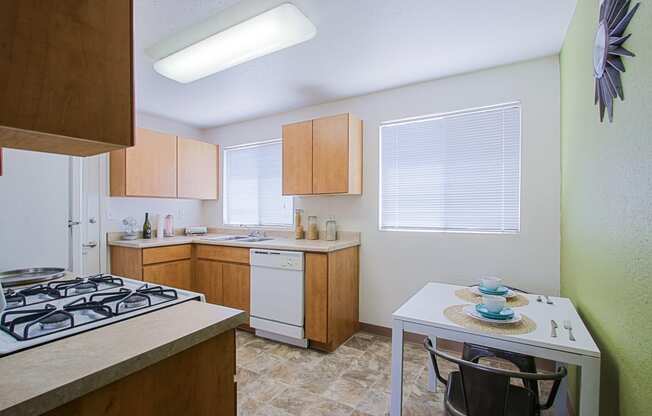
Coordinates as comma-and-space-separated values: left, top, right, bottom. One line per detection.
236, 330, 556, 416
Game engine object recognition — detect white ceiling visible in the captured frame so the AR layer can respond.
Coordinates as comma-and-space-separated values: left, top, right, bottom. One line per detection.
134, 0, 577, 128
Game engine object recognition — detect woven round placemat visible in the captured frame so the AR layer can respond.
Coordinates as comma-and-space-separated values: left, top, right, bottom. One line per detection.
443, 304, 537, 335
455, 288, 529, 307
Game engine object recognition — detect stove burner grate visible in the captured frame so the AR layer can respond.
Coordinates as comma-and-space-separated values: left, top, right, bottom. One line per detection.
18, 284, 61, 300
0, 305, 74, 340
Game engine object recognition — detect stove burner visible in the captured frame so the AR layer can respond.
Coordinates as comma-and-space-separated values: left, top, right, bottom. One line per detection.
89, 274, 125, 287
39, 312, 71, 331
122, 294, 149, 309
71, 282, 97, 295
5, 296, 25, 308
4, 290, 26, 309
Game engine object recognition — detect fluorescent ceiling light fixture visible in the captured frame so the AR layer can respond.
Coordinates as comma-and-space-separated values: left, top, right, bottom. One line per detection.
153, 3, 316, 84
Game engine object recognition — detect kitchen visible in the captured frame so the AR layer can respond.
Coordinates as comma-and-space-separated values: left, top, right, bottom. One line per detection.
1, 1, 651, 416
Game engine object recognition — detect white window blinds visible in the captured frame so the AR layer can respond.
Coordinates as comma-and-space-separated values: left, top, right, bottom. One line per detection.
224, 140, 293, 226
380, 104, 521, 233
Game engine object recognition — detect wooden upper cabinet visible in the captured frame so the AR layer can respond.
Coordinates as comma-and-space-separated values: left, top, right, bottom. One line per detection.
282, 121, 313, 195
177, 137, 219, 200
110, 128, 177, 198
0, 0, 134, 156
282, 113, 362, 196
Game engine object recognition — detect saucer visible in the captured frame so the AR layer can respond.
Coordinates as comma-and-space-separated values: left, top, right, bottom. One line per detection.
470, 286, 516, 299
475, 304, 514, 320
463, 305, 522, 324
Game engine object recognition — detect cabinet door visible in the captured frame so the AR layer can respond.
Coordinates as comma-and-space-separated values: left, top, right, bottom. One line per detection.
178, 137, 218, 200
194, 260, 223, 305
305, 253, 328, 343
312, 114, 350, 194
222, 263, 250, 313
0, 0, 133, 156
143, 260, 192, 291
125, 128, 177, 197
282, 120, 313, 195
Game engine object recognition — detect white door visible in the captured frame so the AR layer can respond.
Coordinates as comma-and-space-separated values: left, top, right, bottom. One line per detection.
70, 155, 103, 276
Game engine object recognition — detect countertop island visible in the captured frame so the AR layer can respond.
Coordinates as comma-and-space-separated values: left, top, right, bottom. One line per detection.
0, 301, 246, 416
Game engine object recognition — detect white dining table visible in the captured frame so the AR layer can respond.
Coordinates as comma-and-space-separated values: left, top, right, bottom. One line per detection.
390, 283, 600, 416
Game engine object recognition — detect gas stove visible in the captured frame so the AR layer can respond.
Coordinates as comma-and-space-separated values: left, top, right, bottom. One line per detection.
0, 274, 204, 356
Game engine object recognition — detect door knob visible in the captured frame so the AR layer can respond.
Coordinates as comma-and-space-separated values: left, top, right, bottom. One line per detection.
82, 241, 98, 248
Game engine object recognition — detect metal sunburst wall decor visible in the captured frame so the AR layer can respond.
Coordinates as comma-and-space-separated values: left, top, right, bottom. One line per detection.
593, 0, 640, 122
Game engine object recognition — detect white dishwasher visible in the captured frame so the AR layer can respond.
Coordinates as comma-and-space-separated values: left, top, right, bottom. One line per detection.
250, 249, 307, 347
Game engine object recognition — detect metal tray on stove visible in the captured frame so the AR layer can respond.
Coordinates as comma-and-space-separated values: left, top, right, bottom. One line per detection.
0, 268, 66, 287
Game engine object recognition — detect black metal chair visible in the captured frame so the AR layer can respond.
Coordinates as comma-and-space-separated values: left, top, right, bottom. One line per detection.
464, 285, 541, 403
462, 343, 541, 406
424, 338, 567, 416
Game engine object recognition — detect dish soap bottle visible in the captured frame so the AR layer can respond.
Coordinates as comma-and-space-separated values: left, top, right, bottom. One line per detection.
143, 212, 152, 239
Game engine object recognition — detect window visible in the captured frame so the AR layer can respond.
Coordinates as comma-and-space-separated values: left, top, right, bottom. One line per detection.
223, 140, 293, 226
379, 103, 521, 233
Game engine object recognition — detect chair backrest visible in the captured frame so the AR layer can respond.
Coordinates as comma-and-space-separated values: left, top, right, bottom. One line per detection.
462, 343, 540, 405
424, 338, 567, 416
458, 362, 512, 416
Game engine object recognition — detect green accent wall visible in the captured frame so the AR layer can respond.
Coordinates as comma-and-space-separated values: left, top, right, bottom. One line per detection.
561, 0, 652, 415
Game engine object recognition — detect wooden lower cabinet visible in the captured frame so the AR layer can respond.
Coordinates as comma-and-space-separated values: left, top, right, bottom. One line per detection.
143, 260, 193, 291
111, 243, 360, 351
305, 246, 360, 352
44, 330, 236, 416
194, 259, 223, 305
305, 253, 328, 343
222, 263, 250, 313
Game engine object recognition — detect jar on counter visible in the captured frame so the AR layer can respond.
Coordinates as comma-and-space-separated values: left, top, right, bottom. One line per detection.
325, 217, 337, 241
307, 216, 319, 240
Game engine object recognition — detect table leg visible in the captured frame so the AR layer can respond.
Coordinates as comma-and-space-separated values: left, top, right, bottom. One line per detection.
553, 361, 569, 416
390, 319, 405, 416
578, 357, 601, 416
427, 336, 437, 392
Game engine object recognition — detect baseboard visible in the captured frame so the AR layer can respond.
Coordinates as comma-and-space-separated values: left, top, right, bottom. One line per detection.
359, 322, 462, 352
359, 322, 554, 372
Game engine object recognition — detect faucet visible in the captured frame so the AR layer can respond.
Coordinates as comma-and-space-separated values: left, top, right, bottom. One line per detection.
248, 229, 265, 238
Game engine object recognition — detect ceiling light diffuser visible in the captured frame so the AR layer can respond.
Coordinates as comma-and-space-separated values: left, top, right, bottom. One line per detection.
153, 3, 316, 84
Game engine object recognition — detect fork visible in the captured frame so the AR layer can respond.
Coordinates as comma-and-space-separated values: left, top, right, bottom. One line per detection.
563, 320, 576, 341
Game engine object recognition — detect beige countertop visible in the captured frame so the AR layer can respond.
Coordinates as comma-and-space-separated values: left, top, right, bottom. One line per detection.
0, 301, 246, 416
108, 233, 360, 253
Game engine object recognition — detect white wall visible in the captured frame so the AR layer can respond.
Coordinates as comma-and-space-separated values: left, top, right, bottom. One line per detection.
202, 57, 561, 328
0, 149, 70, 270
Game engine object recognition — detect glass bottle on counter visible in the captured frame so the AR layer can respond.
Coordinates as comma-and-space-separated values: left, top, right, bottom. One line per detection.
143, 212, 152, 239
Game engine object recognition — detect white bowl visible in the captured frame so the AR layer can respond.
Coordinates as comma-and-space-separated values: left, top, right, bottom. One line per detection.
480, 276, 502, 290
482, 295, 506, 313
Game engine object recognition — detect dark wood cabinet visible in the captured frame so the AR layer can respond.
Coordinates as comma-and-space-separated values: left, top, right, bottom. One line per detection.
0, 0, 134, 156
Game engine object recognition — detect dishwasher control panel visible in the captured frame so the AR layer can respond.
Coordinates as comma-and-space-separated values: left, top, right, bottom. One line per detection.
249, 249, 304, 271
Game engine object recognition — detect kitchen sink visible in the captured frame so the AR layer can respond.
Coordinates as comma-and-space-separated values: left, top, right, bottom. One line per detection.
199, 235, 273, 243
200, 235, 249, 241
241, 237, 274, 242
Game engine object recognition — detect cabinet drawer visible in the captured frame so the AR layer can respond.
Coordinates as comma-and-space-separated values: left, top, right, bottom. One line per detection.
196, 245, 250, 264
142, 245, 191, 265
